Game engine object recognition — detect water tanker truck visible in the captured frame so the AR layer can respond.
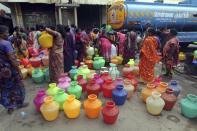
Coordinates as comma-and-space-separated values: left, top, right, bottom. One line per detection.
107, 0, 197, 47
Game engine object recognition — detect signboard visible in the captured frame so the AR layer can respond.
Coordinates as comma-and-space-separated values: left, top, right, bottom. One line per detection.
23, 13, 53, 28
154, 11, 190, 18
135, 0, 184, 3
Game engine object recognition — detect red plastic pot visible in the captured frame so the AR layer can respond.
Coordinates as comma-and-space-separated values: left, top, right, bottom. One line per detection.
100, 72, 111, 82
30, 57, 41, 68
20, 58, 30, 67
77, 75, 87, 92
122, 64, 132, 77
126, 74, 138, 91
30, 49, 39, 57
28, 47, 33, 56
161, 88, 177, 111
102, 101, 119, 124
94, 74, 104, 92
114, 77, 123, 86
86, 79, 100, 96
102, 78, 115, 98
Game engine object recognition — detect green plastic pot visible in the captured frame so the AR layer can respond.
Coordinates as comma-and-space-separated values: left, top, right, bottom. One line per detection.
54, 89, 68, 110
43, 67, 50, 82
32, 68, 44, 83
93, 57, 102, 70
46, 83, 59, 96
194, 50, 197, 59
180, 94, 197, 119
99, 57, 105, 68
69, 66, 78, 80
67, 81, 82, 99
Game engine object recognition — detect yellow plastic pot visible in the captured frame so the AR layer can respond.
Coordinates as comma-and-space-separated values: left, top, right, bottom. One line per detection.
19, 65, 28, 79
63, 95, 81, 119
116, 55, 123, 65
40, 96, 59, 121
179, 52, 186, 61
111, 57, 119, 65
39, 31, 53, 48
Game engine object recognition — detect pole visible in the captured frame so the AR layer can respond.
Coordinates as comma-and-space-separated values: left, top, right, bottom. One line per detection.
74, 7, 78, 27
14, 3, 19, 26
58, 7, 62, 24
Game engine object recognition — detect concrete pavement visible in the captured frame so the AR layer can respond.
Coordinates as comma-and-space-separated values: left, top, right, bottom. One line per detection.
0, 73, 196, 131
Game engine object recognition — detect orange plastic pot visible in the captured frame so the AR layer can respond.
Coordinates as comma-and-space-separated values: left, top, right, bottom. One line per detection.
141, 84, 157, 103
85, 57, 93, 69
84, 94, 102, 119
156, 82, 168, 94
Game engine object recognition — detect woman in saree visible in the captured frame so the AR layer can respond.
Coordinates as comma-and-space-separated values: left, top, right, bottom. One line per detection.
13, 33, 29, 59
64, 26, 75, 72
80, 28, 91, 62
46, 25, 65, 83
0, 25, 27, 114
116, 31, 126, 55
99, 30, 112, 64
123, 31, 137, 64
163, 29, 179, 77
139, 28, 161, 83
28, 27, 37, 49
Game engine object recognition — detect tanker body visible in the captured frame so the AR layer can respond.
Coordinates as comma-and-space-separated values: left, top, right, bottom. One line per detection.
108, 1, 197, 30
107, 1, 197, 47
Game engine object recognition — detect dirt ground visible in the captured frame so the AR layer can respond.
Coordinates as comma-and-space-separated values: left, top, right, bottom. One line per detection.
0, 72, 197, 131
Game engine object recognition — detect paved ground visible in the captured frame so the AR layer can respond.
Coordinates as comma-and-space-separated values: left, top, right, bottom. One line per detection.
0, 71, 196, 131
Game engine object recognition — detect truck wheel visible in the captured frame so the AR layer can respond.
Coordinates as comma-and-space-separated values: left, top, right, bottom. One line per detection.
180, 43, 189, 48
185, 53, 194, 64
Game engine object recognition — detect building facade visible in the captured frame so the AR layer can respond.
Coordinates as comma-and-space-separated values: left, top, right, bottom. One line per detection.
2, 0, 196, 29
1, 0, 114, 28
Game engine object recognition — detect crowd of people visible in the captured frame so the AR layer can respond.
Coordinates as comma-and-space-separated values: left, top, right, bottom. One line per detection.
139, 27, 179, 83
0, 24, 179, 113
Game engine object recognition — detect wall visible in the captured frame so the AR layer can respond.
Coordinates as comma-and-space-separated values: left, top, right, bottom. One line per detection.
62, 8, 75, 26
2, 0, 65, 3
77, 5, 100, 28
101, 6, 107, 25
20, 3, 55, 28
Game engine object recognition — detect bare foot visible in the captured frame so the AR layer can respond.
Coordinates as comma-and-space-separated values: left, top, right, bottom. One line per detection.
7, 108, 14, 114
17, 102, 29, 109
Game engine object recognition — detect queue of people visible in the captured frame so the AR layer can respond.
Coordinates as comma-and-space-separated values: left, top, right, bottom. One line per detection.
0, 24, 179, 113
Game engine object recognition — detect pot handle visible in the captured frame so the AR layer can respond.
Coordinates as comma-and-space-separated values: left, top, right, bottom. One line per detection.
187, 94, 197, 103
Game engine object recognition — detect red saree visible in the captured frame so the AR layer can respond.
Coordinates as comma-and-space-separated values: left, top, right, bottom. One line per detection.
139, 36, 161, 82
